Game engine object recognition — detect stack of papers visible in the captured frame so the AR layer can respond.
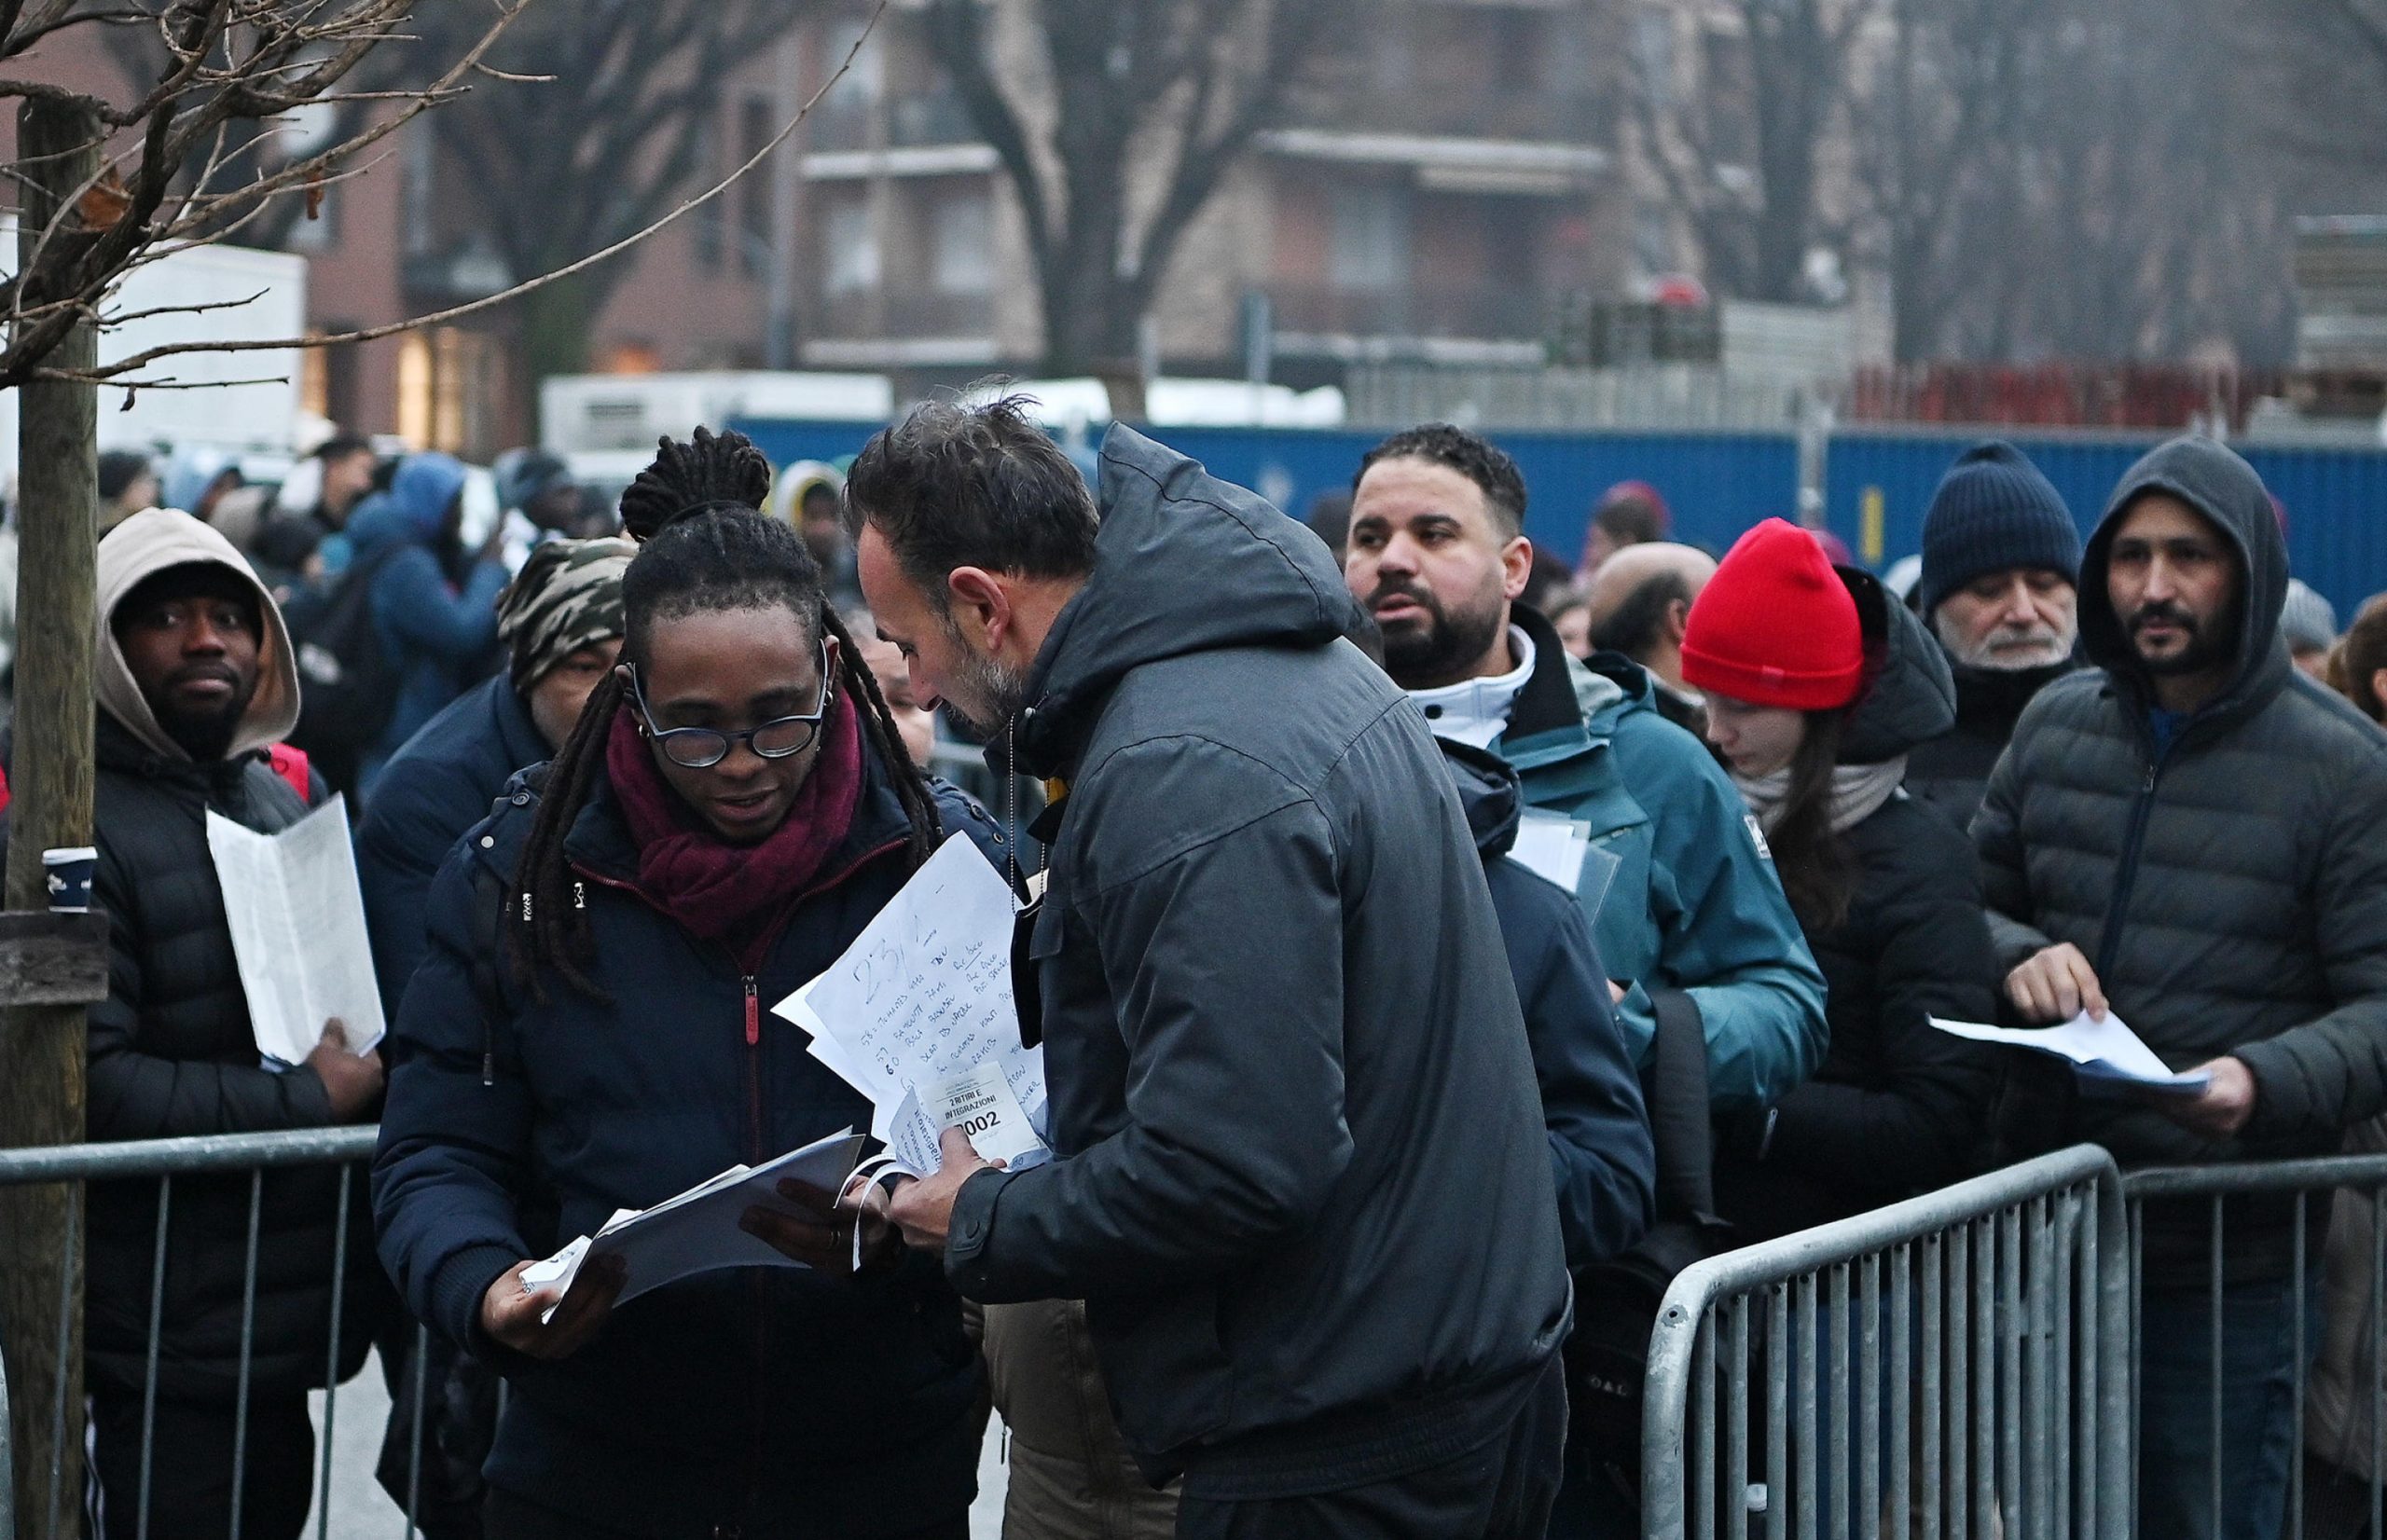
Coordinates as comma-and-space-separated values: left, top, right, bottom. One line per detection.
519, 1128, 866, 1319
206, 796, 385, 1066
1929, 1011, 2214, 1096
776, 835, 1048, 1176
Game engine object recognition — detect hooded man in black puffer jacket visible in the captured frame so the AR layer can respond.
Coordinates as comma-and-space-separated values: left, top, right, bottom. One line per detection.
1975, 436, 2387, 1540
44, 509, 390, 1540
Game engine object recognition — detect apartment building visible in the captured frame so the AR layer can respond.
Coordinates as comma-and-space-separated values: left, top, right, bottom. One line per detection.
791, 0, 1640, 391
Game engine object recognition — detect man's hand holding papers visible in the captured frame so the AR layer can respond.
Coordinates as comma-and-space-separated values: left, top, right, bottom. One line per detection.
882, 1127, 1004, 1252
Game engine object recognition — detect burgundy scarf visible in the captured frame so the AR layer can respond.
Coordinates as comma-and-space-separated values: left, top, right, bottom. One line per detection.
602, 688, 864, 946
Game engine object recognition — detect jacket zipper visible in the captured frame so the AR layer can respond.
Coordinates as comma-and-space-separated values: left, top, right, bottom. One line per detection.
2093, 746, 2169, 983
563, 837, 908, 1524
742, 970, 767, 1525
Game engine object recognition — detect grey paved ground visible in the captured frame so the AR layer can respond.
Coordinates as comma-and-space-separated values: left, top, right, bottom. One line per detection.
304, 1351, 1009, 1540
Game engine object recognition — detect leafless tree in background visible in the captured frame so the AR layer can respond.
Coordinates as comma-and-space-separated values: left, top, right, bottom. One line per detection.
375, 1, 805, 393
0, 0, 521, 389
1855, 0, 2320, 364
1630, 0, 1881, 305
927, 0, 1342, 404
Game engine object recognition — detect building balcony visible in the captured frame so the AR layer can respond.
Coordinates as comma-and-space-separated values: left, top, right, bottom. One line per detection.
1266, 283, 1554, 343
1306, 89, 1614, 149
810, 286, 994, 340
807, 89, 979, 153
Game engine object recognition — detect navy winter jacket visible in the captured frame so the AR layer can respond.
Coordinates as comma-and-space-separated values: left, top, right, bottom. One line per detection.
372, 744, 1010, 1539
1439, 737, 1655, 1270
356, 674, 549, 1018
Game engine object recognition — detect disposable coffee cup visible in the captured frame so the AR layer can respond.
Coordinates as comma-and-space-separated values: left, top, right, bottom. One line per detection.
42, 846, 96, 913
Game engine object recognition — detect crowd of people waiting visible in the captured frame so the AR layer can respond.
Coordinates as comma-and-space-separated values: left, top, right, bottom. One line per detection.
28, 403, 2387, 1540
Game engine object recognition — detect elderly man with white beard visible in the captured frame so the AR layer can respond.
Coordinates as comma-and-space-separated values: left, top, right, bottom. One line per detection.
1904, 442, 2086, 827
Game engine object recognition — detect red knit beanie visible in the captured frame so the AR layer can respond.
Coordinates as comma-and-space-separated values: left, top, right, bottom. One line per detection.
1680, 518, 1864, 710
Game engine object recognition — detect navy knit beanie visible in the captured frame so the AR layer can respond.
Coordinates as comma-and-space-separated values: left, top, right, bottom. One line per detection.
1917, 442, 2082, 618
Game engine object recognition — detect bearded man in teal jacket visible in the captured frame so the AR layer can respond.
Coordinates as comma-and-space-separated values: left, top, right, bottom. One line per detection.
1345, 424, 1827, 1111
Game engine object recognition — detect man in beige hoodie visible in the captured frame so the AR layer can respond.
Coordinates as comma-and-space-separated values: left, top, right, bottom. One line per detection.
69, 509, 384, 1540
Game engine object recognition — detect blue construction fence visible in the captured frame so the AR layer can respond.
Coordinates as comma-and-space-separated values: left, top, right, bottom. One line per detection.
730, 417, 2387, 624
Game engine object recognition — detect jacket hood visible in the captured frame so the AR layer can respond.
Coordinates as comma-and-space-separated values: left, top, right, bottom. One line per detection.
2078, 436, 2290, 716
96, 507, 300, 763
1838, 563, 1955, 763
348, 452, 466, 553
1016, 424, 1363, 775
1436, 736, 1524, 862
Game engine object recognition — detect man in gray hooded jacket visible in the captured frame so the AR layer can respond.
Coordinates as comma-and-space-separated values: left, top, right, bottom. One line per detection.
1976, 436, 2387, 1540
849, 398, 1573, 1540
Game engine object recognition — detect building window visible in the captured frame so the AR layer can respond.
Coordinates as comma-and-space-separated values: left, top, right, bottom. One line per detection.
695, 107, 724, 271
1635, 201, 1674, 278
931, 190, 993, 296
1634, 8, 1676, 109
400, 125, 436, 258
824, 199, 878, 294
1330, 183, 1409, 293
738, 95, 774, 281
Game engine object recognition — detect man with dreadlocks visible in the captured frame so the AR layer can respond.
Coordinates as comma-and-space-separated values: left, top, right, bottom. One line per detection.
850, 401, 1573, 1540
371, 429, 1006, 1540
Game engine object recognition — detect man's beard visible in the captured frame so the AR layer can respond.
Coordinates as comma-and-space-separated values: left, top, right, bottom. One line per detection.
1368, 577, 1508, 689
939, 621, 1032, 740
2128, 600, 2239, 678
1935, 610, 2074, 671
148, 666, 258, 762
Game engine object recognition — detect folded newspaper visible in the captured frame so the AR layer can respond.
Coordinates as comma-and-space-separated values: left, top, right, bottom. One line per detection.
518, 1128, 866, 1321
1928, 1010, 2214, 1096
774, 833, 1049, 1176
205, 796, 385, 1066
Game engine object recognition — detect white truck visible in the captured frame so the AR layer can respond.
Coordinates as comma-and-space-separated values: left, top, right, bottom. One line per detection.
0, 230, 310, 485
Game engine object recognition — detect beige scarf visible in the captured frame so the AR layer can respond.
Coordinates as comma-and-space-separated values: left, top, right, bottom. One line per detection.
1734, 755, 1908, 835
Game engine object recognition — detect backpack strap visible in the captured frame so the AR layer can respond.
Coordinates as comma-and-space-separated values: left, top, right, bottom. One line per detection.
266, 742, 311, 803
1646, 987, 1723, 1231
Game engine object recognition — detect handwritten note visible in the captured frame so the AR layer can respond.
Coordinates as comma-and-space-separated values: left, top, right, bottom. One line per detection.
776, 835, 1047, 1174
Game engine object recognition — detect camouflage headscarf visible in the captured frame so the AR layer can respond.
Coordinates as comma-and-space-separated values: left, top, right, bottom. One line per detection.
497, 537, 635, 691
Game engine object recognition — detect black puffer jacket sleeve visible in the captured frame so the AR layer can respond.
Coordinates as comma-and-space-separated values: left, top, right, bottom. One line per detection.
371, 832, 539, 1358
82, 807, 336, 1141
2233, 749, 2387, 1142
1762, 799, 1999, 1193
1972, 735, 2055, 975
950, 773, 1351, 1301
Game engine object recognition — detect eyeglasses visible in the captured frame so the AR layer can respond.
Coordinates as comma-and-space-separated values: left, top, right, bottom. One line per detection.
625, 642, 834, 769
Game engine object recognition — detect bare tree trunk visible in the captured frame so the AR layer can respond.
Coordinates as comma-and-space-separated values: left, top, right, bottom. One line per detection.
0, 97, 99, 1540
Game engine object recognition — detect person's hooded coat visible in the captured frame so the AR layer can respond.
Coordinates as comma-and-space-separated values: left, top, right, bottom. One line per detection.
1976, 436, 2387, 1280
345, 453, 506, 788
42, 509, 379, 1399
355, 673, 550, 1018
943, 425, 1572, 1497
1439, 736, 1656, 1269
1713, 568, 2000, 1242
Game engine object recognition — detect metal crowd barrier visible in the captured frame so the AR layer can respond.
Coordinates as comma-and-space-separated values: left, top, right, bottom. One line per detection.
2122, 1148, 2387, 1540
1640, 1145, 2132, 1540
0, 1125, 398, 1540
14, 1126, 2387, 1540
